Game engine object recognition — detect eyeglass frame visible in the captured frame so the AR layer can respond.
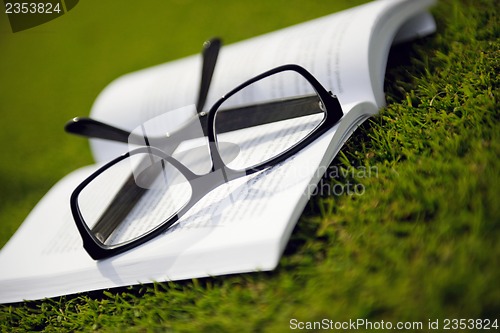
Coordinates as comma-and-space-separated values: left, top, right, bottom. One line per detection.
70, 64, 344, 260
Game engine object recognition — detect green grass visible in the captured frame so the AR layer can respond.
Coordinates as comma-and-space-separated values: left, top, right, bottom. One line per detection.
0, 0, 499, 331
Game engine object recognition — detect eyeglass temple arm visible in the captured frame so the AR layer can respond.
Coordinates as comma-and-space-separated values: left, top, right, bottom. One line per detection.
65, 117, 131, 143
64, 116, 205, 144
196, 38, 221, 113
64, 37, 221, 143
214, 94, 338, 134
90, 176, 147, 244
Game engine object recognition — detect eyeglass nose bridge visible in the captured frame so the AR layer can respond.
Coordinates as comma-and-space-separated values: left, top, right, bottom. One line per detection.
188, 167, 226, 203
131, 139, 242, 188
145, 138, 244, 205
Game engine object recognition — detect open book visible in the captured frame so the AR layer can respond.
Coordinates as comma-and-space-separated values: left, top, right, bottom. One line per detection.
0, 0, 436, 303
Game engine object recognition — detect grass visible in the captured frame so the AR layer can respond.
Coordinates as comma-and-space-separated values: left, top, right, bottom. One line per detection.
0, 0, 499, 331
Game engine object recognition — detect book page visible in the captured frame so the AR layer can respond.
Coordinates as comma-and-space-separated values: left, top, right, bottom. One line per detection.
89, 0, 435, 163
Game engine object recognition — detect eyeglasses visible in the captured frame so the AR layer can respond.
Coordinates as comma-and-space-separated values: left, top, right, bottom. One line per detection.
67, 40, 344, 260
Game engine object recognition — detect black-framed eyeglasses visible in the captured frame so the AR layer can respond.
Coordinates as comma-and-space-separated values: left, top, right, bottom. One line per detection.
67, 40, 344, 260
